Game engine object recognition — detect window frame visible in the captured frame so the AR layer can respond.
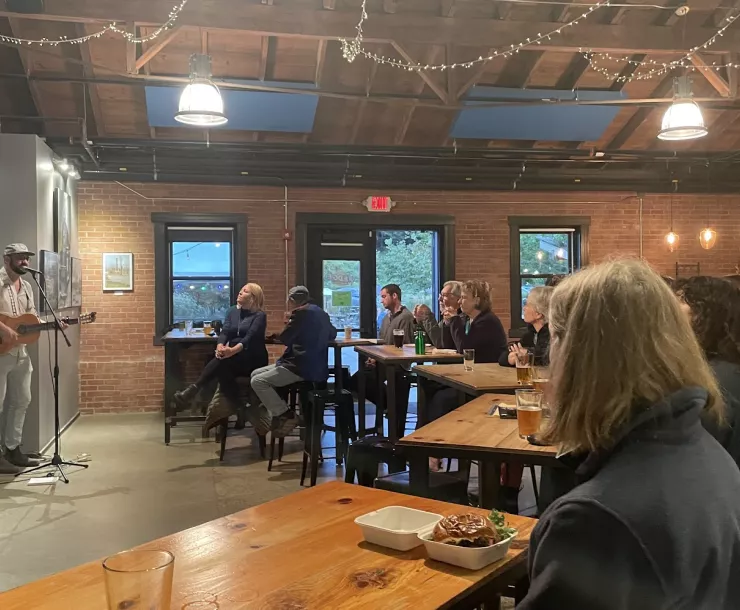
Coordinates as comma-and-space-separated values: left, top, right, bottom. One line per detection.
508, 216, 590, 332
153, 213, 247, 345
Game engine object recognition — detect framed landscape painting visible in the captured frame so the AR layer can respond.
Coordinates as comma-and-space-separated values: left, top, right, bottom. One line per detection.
102, 253, 133, 292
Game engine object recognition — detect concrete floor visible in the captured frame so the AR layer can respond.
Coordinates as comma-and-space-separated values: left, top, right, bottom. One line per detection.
0, 413, 535, 595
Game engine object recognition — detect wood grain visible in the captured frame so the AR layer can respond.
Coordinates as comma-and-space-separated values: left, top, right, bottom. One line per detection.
400, 394, 558, 459
415, 363, 522, 393
355, 344, 463, 364
0, 482, 536, 610
331, 338, 378, 347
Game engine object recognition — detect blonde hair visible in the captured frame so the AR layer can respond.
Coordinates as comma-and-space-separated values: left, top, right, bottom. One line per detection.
462, 280, 492, 313
526, 286, 553, 322
243, 283, 264, 311
543, 259, 723, 453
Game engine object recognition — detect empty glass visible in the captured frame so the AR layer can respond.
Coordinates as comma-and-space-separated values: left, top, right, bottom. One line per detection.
184, 320, 194, 335
515, 389, 543, 438
103, 550, 174, 610
463, 349, 475, 371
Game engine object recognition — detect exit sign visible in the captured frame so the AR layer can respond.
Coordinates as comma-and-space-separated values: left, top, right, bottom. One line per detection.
363, 196, 396, 212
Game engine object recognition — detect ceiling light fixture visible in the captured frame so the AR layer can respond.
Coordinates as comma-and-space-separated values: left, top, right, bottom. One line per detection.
699, 227, 717, 250
657, 76, 707, 141
175, 54, 227, 127
664, 184, 680, 252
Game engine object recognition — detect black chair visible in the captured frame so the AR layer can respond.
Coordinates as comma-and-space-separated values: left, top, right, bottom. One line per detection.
344, 435, 406, 487
374, 470, 470, 506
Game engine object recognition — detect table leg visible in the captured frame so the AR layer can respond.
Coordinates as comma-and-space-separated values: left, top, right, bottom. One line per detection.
408, 453, 431, 498
479, 458, 503, 510
334, 345, 343, 393
163, 342, 179, 445
416, 376, 428, 428
357, 353, 367, 437
375, 361, 387, 436
385, 363, 398, 443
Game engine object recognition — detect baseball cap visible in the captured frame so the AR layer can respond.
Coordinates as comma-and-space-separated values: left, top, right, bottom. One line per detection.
4, 243, 35, 257
287, 285, 310, 305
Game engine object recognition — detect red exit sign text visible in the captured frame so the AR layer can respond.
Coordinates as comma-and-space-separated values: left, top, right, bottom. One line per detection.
363, 196, 396, 212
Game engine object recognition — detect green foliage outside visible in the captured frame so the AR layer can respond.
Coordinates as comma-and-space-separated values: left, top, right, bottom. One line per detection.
173, 284, 231, 322
376, 230, 436, 313
519, 233, 570, 275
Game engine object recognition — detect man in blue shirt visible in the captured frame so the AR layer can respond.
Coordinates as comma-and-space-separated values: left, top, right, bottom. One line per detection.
251, 286, 336, 434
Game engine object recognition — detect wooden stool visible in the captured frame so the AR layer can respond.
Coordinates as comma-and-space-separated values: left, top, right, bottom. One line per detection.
210, 378, 267, 462
344, 435, 406, 487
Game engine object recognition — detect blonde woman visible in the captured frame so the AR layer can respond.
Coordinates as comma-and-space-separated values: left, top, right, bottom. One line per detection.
519, 260, 740, 610
174, 283, 268, 409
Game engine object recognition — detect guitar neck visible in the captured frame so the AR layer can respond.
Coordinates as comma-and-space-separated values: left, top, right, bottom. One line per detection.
22, 319, 82, 334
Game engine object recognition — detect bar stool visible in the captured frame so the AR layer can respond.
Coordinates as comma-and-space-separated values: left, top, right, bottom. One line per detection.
344, 435, 406, 487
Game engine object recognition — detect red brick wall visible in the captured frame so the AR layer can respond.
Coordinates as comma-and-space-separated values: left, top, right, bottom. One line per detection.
78, 183, 740, 413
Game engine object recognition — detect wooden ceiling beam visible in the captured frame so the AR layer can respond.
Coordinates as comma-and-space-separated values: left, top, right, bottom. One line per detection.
391, 42, 449, 103
455, 50, 495, 100
125, 22, 137, 74
441, 0, 458, 17
259, 36, 277, 81
384, 0, 399, 14
315, 39, 328, 86
350, 55, 379, 144
690, 53, 731, 97
497, 51, 545, 88
322, 0, 336, 9
6, 19, 43, 125
554, 54, 591, 90
75, 24, 105, 136
607, 73, 676, 149
2, 2, 739, 53
135, 25, 182, 72
493, 2, 514, 21
201, 28, 208, 54
609, 53, 647, 90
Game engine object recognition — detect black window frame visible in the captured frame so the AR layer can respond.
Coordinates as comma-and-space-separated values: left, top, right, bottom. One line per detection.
508, 216, 590, 332
153, 213, 247, 345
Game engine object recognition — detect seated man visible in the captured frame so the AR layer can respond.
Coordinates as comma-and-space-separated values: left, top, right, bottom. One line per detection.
251, 286, 337, 435
413, 280, 462, 348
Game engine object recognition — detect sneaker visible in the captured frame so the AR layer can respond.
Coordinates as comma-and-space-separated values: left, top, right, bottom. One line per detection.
0, 455, 22, 475
173, 384, 199, 411
4, 446, 39, 468
271, 409, 300, 438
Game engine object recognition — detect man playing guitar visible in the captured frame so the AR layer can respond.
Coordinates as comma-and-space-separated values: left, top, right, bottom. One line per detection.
0, 244, 58, 474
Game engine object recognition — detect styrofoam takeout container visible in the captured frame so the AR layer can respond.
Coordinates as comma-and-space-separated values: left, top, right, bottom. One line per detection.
417, 527, 517, 571
354, 506, 442, 551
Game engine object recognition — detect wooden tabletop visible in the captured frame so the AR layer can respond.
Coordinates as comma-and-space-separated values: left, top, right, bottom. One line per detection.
399, 394, 558, 460
162, 329, 218, 342
355, 344, 463, 364
415, 363, 522, 393
0, 482, 536, 610
331, 337, 379, 347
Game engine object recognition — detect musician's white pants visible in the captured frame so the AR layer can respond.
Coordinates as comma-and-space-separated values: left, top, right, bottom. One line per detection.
0, 351, 33, 450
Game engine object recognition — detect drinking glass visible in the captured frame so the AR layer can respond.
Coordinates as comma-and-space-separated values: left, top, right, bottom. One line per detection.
532, 366, 551, 413
515, 389, 543, 438
463, 349, 475, 371
515, 351, 534, 385
184, 320, 194, 336
392, 329, 405, 348
344, 326, 353, 340
103, 550, 174, 610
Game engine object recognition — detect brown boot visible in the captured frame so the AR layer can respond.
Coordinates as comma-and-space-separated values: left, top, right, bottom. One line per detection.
173, 384, 199, 411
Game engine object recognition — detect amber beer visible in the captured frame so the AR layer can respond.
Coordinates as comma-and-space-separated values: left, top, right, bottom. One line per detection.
516, 366, 533, 384
517, 407, 543, 438
532, 377, 548, 393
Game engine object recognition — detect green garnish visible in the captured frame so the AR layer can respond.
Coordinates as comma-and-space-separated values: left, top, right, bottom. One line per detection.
489, 509, 517, 539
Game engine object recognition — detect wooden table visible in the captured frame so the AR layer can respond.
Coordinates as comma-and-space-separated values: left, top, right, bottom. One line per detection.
162, 329, 219, 444
329, 337, 377, 392
398, 394, 559, 510
0, 482, 537, 610
414, 364, 523, 426
354, 344, 463, 442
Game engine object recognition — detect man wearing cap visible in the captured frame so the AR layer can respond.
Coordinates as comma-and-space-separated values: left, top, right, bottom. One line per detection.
251, 286, 337, 435
0, 244, 40, 473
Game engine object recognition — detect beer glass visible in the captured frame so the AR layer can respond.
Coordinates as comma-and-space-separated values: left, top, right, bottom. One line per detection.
515, 389, 543, 438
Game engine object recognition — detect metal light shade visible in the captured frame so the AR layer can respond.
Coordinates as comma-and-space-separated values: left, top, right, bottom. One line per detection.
699, 227, 717, 250
657, 100, 707, 141
174, 54, 227, 127
665, 231, 680, 252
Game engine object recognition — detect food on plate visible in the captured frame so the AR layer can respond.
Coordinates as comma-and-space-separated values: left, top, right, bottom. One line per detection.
432, 513, 502, 548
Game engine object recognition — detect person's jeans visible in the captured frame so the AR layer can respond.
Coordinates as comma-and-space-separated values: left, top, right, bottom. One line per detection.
0, 352, 33, 450
250, 364, 304, 417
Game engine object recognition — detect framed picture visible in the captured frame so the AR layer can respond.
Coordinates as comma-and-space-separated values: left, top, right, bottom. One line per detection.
39, 250, 59, 313
103, 253, 133, 292
71, 257, 82, 307
53, 188, 72, 308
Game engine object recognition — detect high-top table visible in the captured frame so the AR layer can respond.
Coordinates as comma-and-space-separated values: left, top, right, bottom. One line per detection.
398, 394, 559, 509
0, 482, 537, 610
354, 344, 463, 442
329, 337, 377, 392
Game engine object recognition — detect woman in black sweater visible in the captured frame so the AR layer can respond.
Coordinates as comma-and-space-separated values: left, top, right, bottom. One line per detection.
675, 275, 740, 466
174, 283, 268, 409
500, 286, 553, 368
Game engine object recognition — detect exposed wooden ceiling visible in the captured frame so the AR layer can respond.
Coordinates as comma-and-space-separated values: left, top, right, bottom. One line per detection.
2, 0, 740, 190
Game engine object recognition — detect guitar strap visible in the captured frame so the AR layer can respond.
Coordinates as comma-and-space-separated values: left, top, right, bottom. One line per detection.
3, 279, 32, 317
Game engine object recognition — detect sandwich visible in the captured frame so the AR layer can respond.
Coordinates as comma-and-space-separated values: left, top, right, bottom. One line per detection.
431, 513, 502, 548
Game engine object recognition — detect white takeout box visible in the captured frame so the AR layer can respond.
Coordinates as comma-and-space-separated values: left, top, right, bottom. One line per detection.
418, 527, 517, 571
354, 506, 442, 551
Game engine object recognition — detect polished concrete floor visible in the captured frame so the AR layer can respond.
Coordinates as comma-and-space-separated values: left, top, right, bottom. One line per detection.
0, 413, 535, 595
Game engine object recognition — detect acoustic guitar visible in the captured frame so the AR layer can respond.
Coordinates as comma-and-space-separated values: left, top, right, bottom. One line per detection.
0, 312, 97, 355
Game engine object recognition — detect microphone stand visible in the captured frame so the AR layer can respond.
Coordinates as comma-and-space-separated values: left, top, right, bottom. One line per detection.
19, 270, 88, 483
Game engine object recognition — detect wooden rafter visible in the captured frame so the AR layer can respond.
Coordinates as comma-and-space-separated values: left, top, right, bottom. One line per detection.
125, 22, 137, 74
393, 46, 444, 144
315, 39, 327, 86
201, 28, 208, 54
497, 51, 545, 88
609, 53, 647, 91
391, 42, 448, 103
75, 24, 105, 136
690, 53, 731, 97
551, 0, 572, 22
259, 36, 276, 81
455, 50, 495, 100
322, 0, 336, 9
383, 0, 399, 13
135, 25, 182, 72
441, 0, 457, 17
729, 52, 739, 97
493, 2, 513, 21
6, 18, 43, 121
554, 54, 591, 89
350, 59, 379, 144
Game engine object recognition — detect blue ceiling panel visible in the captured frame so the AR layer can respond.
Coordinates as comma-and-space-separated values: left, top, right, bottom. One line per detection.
145, 80, 319, 132
450, 87, 626, 141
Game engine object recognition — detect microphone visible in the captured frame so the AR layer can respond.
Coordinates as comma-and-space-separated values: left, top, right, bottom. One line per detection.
17, 266, 44, 277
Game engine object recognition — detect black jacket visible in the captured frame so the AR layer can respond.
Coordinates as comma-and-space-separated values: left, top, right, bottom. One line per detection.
704, 359, 740, 468
218, 307, 268, 363
520, 387, 740, 610
499, 323, 550, 367
448, 310, 507, 364
277, 303, 337, 382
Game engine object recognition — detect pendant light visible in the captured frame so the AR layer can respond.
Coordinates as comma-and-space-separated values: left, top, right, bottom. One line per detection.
657, 76, 707, 141
698, 168, 718, 250
175, 54, 228, 127
664, 182, 679, 252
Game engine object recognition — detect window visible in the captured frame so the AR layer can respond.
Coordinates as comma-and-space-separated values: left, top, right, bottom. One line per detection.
508, 217, 589, 329
152, 213, 247, 342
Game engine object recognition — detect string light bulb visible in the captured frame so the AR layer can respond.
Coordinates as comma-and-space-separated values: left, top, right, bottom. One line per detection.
699, 227, 717, 250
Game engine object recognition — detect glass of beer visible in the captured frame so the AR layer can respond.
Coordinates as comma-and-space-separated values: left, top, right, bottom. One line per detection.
392, 329, 404, 348
463, 349, 475, 371
516, 389, 543, 438
515, 351, 534, 384
103, 550, 174, 610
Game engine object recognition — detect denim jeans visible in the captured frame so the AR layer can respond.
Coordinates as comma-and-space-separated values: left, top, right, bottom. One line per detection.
250, 364, 304, 417
0, 352, 33, 450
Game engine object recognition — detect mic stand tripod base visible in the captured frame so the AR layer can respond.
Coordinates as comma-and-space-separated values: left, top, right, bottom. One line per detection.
19, 454, 89, 484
